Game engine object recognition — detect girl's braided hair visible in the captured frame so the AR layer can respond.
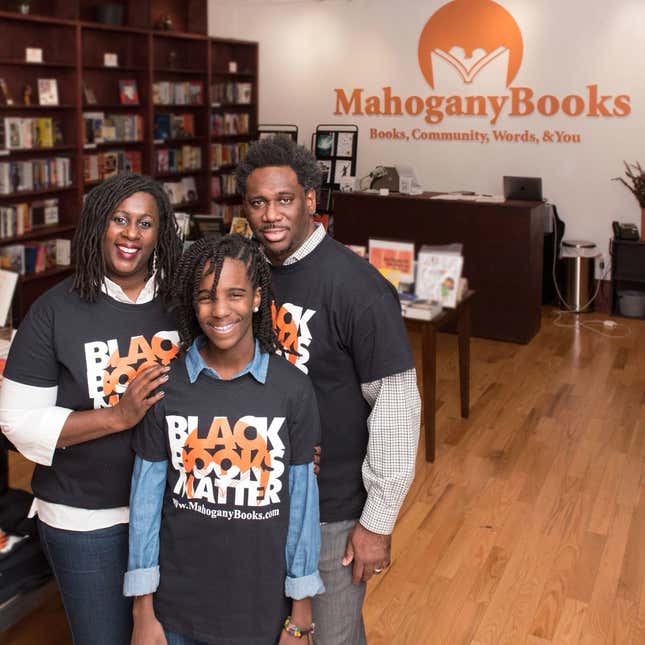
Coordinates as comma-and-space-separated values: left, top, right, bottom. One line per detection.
172, 233, 277, 354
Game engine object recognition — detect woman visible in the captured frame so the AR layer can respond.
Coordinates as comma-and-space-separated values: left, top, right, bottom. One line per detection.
125, 234, 323, 644
0, 173, 183, 644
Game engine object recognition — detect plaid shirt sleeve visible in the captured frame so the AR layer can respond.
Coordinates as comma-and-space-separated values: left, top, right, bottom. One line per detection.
359, 368, 421, 535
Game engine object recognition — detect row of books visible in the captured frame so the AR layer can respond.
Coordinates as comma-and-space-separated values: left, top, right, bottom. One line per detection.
153, 113, 195, 141
153, 81, 204, 106
211, 113, 250, 136
0, 238, 70, 275
162, 177, 198, 206
84, 150, 142, 183
211, 202, 242, 226
1, 117, 63, 150
212, 174, 236, 199
0, 158, 72, 194
211, 142, 249, 169
156, 146, 202, 174
211, 82, 252, 105
83, 113, 144, 145
0, 198, 59, 239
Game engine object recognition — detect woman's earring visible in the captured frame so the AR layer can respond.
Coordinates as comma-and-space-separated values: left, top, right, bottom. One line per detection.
253, 306, 259, 313
151, 248, 159, 274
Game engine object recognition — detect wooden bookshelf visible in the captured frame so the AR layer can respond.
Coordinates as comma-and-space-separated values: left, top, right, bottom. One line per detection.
0, 1, 258, 324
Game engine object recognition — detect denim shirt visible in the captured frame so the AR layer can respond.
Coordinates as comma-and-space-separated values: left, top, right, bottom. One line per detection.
123, 338, 325, 600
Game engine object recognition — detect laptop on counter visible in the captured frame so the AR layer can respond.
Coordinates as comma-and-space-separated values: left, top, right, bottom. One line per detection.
503, 176, 543, 202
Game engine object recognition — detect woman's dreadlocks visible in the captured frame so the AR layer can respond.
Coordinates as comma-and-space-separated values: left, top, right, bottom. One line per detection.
71, 172, 182, 305
172, 234, 277, 354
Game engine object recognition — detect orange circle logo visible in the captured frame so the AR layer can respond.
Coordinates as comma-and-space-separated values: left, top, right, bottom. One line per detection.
418, 0, 523, 89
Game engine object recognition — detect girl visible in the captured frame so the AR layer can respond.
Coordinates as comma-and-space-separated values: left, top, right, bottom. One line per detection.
125, 234, 323, 645
0, 173, 183, 644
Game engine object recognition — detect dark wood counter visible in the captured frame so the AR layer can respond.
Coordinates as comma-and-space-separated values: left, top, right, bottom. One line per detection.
333, 191, 546, 343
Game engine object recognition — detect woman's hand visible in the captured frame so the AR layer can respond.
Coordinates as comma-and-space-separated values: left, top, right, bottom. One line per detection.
110, 364, 170, 431
131, 596, 167, 645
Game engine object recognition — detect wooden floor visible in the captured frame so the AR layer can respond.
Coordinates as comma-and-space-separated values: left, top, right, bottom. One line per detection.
4, 307, 645, 645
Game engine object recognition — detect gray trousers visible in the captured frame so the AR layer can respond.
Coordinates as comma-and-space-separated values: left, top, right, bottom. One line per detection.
312, 520, 367, 645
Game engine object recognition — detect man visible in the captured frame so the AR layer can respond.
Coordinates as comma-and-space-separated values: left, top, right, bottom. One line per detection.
236, 137, 420, 645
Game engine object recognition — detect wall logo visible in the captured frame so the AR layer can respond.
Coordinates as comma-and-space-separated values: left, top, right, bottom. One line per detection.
333, 0, 631, 135
418, 0, 523, 89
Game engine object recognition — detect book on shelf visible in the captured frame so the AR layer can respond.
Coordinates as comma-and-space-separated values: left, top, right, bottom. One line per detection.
0, 157, 72, 194
155, 146, 201, 174
0, 198, 59, 238
154, 113, 195, 140
56, 238, 71, 266
214, 173, 237, 197
83, 113, 143, 144
193, 213, 223, 237
0, 79, 13, 106
211, 82, 253, 105
0, 245, 24, 274
84, 150, 142, 183
0, 238, 67, 275
210, 113, 250, 137
152, 81, 204, 106
210, 142, 249, 169
415, 244, 464, 308
170, 114, 195, 139
119, 80, 139, 105
400, 299, 443, 321
37, 79, 59, 106
210, 202, 241, 227
83, 84, 98, 106
173, 211, 191, 240
211, 175, 221, 199
2, 117, 62, 150
162, 176, 198, 206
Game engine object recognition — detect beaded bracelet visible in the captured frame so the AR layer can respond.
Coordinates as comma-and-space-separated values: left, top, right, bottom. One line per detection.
283, 616, 316, 639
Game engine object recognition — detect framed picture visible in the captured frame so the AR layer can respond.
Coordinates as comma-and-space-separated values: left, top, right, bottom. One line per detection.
336, 131, 355, 157
315, 131, 335, 158
119, 80, 139, 105
103, 52, 118, 67
339, 176, 356, 192
37, 79, 59, 106
317, 160, 332, 185
368, 238, 416, 284
333, 159, 352, 184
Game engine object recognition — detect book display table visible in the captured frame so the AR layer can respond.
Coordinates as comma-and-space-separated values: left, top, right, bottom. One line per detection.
404, 290, 474, 462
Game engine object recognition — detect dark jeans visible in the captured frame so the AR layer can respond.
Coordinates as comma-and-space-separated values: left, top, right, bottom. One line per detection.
37, 519, 132, 645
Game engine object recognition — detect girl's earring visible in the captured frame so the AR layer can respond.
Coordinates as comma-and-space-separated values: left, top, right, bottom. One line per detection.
253, 306, 259, 313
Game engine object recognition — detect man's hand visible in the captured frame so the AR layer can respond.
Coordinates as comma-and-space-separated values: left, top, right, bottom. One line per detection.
342, 522, 391, 584
313, 444, 321, 476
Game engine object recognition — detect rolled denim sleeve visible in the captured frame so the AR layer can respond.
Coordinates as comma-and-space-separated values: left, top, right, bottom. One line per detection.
284, 462, 325, 600
123, 456, 166, 597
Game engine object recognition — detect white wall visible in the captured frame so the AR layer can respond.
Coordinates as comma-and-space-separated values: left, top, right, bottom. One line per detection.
209, 0, 645, 265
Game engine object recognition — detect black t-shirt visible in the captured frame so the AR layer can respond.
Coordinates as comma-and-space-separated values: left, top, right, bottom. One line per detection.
132, 354, 319, 645
4, 277, 179, 509
270, 235, 415, 523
